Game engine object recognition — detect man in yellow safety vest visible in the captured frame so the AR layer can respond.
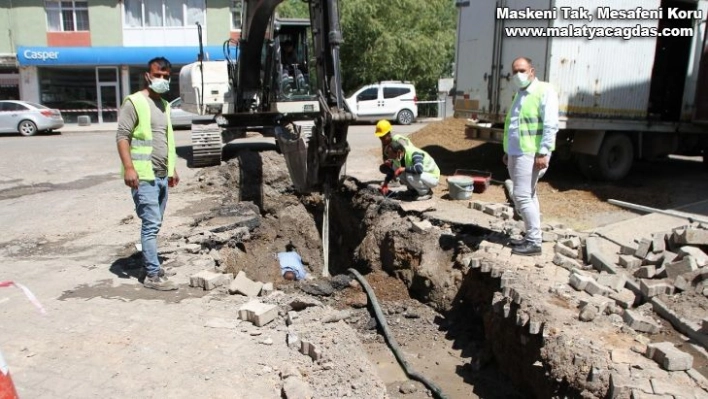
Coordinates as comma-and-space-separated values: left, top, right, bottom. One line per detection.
116, 57, 180, 290
503, 56, 559, 256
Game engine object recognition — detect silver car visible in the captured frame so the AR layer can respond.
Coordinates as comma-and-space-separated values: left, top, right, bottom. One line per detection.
0, 100, 64, 136
169, 97, 213, 129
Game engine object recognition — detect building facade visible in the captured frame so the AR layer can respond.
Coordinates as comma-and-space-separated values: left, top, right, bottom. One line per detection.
0, 0, 243, 123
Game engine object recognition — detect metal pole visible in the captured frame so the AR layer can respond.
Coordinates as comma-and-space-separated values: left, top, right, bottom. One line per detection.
607, 199, 708, 224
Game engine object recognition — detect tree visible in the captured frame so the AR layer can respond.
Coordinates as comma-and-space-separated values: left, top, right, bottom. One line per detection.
339, 0, 456, 97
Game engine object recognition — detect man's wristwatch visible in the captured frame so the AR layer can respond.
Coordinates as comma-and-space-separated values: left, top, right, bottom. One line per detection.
535, 153, 548, 158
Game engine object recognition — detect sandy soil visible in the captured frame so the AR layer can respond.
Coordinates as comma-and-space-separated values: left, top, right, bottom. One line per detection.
407, 118, 708, 230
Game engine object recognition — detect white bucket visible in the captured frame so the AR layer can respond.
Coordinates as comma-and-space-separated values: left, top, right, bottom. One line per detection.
447, 176, 474, 200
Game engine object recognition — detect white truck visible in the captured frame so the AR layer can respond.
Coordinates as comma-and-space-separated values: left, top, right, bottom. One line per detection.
453, 0, 708, 180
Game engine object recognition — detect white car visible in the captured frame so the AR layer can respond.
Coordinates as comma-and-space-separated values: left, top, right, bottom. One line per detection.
0, 100, 64, 136
344, 81, 418, 125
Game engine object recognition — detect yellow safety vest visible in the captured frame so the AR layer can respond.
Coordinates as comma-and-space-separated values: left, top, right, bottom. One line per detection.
121, 92, 176, 181
402, 143, 440, 179
503, 81, 555, 154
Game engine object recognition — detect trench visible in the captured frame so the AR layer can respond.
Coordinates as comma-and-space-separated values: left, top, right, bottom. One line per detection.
302, 182, 577, 398
204, 151, 586, 398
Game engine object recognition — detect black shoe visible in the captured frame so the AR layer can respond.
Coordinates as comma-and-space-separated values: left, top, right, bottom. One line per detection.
512, 242, 542, 256
509, 237, 525, 246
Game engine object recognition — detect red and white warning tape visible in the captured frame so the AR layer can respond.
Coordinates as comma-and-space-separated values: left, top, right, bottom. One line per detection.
0, 281, 46, 315
57, 108, 119, 113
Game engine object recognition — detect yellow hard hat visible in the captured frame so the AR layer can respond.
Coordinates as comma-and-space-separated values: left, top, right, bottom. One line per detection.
374, 120, 392, 137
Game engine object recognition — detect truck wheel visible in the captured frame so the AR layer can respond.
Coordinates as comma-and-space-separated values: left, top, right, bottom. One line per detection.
596, 133, 634, 181
396, 109, 414, 125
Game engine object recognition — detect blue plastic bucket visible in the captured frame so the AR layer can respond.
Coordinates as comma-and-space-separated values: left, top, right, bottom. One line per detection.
447, 176, 474, 200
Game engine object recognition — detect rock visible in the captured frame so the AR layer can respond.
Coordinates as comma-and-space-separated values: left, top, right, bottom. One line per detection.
330, 274, 353, 290
345, 292, 368, 308
299, 280, 334, 296
399, 381, 418, 394
579, 305, 598, 322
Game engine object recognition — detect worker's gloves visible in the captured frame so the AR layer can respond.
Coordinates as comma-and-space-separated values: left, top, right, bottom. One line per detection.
394, 167, 405, 177
380, 184, 389, 196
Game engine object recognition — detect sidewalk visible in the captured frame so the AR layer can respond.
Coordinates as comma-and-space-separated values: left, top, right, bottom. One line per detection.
60, 122, 118, 134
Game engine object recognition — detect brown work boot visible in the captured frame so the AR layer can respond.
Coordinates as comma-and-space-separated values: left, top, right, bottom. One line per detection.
144, 275, 178, 291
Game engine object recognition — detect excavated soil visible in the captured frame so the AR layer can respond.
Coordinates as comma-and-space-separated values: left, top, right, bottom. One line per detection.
408, 118, 708, 230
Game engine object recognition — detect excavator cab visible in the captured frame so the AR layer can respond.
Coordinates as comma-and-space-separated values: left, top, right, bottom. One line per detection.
179, 0, 353, 193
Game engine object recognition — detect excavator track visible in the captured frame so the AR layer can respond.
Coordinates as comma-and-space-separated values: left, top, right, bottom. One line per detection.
191, 122, 223, 167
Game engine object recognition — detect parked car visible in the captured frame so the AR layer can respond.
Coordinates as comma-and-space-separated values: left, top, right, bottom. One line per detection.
344, 81, 418, 125
0, 100, 64, 136
169, 97, 214, 129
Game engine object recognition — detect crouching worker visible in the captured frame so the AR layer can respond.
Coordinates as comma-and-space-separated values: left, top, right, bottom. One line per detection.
389, 141, 440, 201
374, 120, 411, 196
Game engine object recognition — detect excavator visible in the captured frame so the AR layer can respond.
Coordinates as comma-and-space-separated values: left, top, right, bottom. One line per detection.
178, 0, 352, 194
178, 0, 353, 276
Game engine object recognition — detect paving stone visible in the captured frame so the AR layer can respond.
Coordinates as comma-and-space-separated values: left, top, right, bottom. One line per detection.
673, 228, 708, 246
553, 253, 583, 271
674, 269, 708, 292
630, 391, 674, 399
483, 204, 504, 217
650, 378, 699, 397
646, 342, 693, 371
579, 297, 612, 314
260, 282, 274, 296
635, 238, 652, 259
229, 271, 264, 297
597, 273, 626, 291
183, 243, 202, 254
660, 251, 678, 267
610, 372, 653, 399
542, 231, 560, 243
686, 368, 708, 391
651, 233, 667, 253
411, 219, 433, 233
678, 246, 708, 267
585, 280, 610, 297
589, 251, 619, 274
611, 288, 638, 309
665, 256, 698, 280
238, 300, 278, 327
624, 310, 661, 334
560, 237, 582, 249
554, 242, 579, 259
639, 279, 674, 298
634, 266, 656, 279
471, 200, 486, 211
189, 270, 233, 291
642, 251, 664, 266
569, 273, 594, 291
620, 255, 643, 269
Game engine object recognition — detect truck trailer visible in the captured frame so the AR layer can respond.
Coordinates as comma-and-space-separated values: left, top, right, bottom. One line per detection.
453, 0, 708, 180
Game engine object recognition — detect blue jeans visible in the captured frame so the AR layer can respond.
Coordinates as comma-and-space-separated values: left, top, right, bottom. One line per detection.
131, 177, 168, 277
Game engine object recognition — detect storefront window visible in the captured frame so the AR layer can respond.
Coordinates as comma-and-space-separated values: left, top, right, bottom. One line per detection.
45, 1, 89, 32
40, 67, 99, 123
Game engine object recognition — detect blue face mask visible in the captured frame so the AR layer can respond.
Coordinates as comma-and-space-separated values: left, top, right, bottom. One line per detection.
148, 76, 170, 94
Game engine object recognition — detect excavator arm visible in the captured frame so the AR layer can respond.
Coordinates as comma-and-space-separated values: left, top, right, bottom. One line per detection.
234, 0, 353, 191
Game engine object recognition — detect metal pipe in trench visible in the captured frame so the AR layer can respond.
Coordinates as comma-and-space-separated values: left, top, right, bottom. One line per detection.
347, 268, 449, 399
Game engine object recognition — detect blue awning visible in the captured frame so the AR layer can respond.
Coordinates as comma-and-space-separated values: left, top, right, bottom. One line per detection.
17, 46, 238, 66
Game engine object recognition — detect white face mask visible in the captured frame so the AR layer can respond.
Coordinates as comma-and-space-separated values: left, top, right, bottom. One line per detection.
512, 72, 531, 89
148, 76, 170, 94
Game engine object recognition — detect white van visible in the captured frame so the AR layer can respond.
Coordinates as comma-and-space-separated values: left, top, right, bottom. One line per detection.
344, 81, 418, 125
